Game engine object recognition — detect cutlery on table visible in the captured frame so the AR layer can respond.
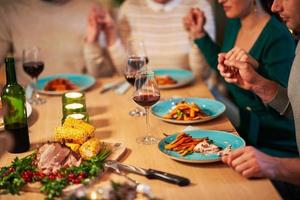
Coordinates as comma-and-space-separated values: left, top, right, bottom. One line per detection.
104, 160, 190, 186
100, 80, 126, 94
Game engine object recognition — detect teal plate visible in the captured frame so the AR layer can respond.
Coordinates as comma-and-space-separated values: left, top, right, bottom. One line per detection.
151, 97, 226, 124
158, 130, 245, 163
153, 68, 194, 89
36, 74, 96, 95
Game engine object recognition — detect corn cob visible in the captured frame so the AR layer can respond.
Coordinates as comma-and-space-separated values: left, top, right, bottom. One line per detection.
55, 126, 89, 144
79, 138, 102, 160
65, 143, 81, 153
63, 118, 95, 138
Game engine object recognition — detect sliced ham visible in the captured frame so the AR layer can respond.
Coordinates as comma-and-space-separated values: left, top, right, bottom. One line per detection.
35, 142, 81, 174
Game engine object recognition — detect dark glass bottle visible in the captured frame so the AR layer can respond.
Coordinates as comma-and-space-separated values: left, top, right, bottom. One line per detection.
1, 57, 30, 153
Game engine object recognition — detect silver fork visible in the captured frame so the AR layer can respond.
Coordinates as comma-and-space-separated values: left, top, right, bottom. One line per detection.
104, 160, 138, 185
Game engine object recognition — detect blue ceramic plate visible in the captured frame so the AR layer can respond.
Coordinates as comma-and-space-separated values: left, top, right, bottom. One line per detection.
151, 97, 225, 124
153, 68, 194, 89
158, 129, 245, 163
36, 74, 96, 95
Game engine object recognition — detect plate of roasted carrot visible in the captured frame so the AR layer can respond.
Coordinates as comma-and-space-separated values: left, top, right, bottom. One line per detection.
151, 98, 225, 124
158, 130, 245, 163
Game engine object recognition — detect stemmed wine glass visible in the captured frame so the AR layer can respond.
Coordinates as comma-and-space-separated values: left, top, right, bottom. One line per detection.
23, 47, 46, 105
124, 39, 148, 116
133, 71, 160, 145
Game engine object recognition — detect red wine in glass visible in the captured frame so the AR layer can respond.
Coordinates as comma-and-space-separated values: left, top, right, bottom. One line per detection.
124, 74, 136, 86
23, 61, 44, 79
133, 94, 160, 107
128, 56, 147, 70
22, 47, 46, 105
133, 71, 160, 145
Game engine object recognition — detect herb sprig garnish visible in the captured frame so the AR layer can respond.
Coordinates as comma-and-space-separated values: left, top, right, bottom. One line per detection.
0, 153, 36, 194
0, 148, 111, 200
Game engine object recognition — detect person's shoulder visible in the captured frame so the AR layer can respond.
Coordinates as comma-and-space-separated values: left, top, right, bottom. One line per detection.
119, 0, 145, 14
266, 16, 293, 39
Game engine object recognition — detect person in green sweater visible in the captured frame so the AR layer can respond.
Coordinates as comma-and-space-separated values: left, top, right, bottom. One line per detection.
183, 0, 298, 157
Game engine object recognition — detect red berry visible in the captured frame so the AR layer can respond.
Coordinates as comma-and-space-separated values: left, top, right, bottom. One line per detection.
73, 179, 81, 184
79, 172, 87, 178
8, 167, 15, 172
68, 173, 75, 179
48, 174, 56, 180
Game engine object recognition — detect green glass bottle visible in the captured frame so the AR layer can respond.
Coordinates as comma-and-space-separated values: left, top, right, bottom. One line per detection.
1, 57, 30, 153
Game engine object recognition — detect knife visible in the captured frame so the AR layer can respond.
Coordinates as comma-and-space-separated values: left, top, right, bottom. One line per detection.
104, 161, 190, 186
100, 80, 125, 94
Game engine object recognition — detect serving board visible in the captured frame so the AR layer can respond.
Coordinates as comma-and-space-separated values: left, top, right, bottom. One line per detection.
22, 142, 127, 194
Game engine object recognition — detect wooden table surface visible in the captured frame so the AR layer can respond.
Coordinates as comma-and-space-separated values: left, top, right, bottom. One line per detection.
0, 77, 281, 200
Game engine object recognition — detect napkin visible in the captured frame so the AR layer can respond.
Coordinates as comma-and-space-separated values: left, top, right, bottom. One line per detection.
25, 84, 33, 100
114, 82, 131, 95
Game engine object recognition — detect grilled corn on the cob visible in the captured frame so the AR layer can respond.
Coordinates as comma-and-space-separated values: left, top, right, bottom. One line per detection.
79, 138, 101, 160
55, 126, 89, 144
63, 118, 95, 138
65, 143, 81, 153
55, 118, 95, 144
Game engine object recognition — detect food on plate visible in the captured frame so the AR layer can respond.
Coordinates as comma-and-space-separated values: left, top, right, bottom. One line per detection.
165, 133, 207, 156
63, 117, 95, 134
55, 118, 95, 144
79, 138, 102, 160
155, 75, 177, 85
44, 78, 78, 91
65, 143, 81, 154
163, 101, 210, 121
165, 132, 231, 156
35, 142, 82, 174
0, 118, 111, 200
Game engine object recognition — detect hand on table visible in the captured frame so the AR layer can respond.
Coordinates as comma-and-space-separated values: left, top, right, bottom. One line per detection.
183, 8, 206, 40
222, 146, 279, 179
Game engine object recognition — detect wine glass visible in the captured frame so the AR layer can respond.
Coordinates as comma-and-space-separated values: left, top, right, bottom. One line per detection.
124, 39, 148, 116
22, 47, 46, 105
133, 71, 160, 145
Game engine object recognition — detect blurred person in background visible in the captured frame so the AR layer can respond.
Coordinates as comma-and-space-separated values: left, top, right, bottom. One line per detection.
184, 0, 298, 158
217, 0, 300, 198
0, 0, 115, 86
86, 0, 218, 88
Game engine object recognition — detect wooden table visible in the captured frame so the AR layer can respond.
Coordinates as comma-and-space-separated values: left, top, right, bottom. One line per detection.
0, 77, 281, 200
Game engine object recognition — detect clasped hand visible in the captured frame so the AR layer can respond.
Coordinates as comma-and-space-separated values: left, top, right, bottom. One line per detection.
217, 47, 260, 91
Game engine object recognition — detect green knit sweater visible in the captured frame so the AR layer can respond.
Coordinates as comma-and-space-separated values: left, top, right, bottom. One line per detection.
195, 16, 298, 157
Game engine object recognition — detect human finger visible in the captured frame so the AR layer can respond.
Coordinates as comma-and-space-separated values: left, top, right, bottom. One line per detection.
218, 53, 226, 63
240, 54, 259, 69
236, 49, 247, 61
231, 151, 253, 169
226, 147, 246, 166
241, 167, 259, 178
224, 59, 249, 70
224, 77, 238, 84
228, 47, 242, 61
224, 47, 237, 60
234, 159, 253, 174
221, 155, 229, 164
